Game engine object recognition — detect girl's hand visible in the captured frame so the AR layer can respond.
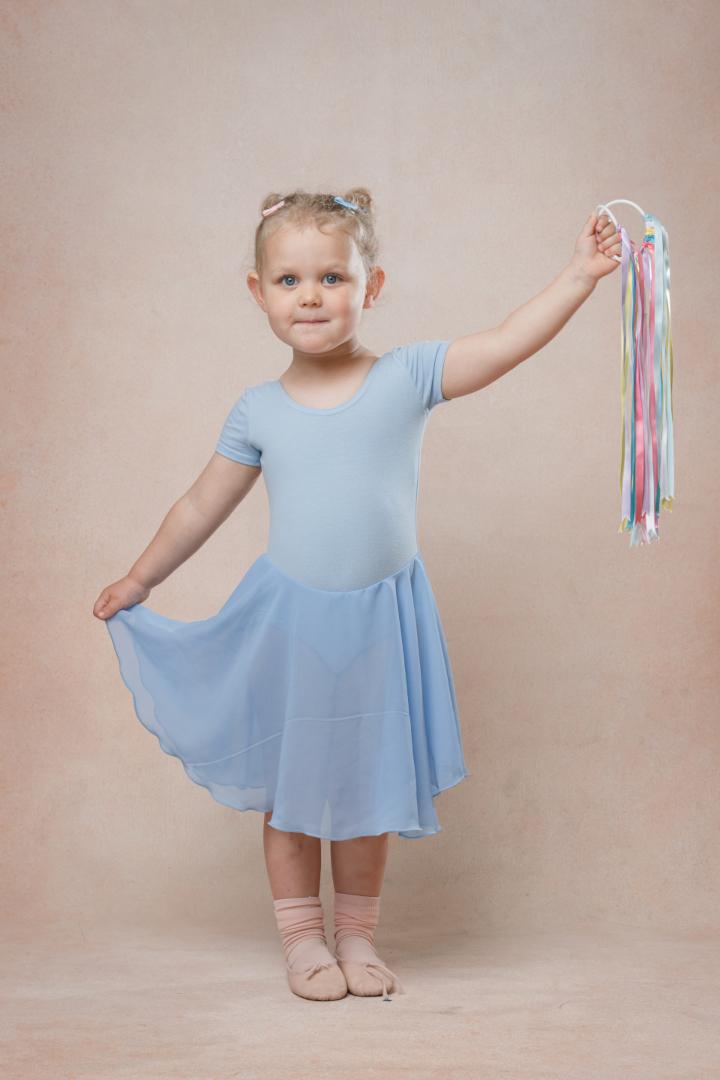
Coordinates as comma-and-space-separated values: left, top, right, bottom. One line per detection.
93, 575, 151, 620
570, 211, 622, 285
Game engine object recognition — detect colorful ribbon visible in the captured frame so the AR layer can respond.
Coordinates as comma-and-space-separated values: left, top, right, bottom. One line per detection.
599, 206, 675, 546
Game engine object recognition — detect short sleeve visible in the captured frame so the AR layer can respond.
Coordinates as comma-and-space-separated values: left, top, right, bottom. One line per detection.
215, 390, 262, 466
397, 339, 451, 411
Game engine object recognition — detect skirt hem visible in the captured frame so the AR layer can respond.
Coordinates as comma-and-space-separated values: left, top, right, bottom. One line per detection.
267, 769, 472, 841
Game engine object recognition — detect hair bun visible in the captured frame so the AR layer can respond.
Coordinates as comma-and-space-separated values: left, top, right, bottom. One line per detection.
341, 187, 373, 213
260, 193, 285, 214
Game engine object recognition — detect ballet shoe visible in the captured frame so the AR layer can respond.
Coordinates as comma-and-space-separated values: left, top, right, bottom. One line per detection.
333, 891, 406, 1000
286, 951, 348, 1001
335, 958, 404, 999
272, 895, 348, 1002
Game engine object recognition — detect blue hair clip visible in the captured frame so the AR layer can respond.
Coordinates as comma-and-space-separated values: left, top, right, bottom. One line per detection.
333, 196, 360, 212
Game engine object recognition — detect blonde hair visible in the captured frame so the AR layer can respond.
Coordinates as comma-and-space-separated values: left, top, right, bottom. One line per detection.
253, 187, 380, 281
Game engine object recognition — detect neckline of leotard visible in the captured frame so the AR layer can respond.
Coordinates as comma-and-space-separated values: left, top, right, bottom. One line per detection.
274, 350, 391, 415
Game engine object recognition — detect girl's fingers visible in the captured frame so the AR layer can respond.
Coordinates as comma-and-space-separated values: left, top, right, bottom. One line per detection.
598, 231, 620, 249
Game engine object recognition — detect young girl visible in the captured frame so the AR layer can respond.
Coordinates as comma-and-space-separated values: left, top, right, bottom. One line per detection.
93, 188, 620, 1003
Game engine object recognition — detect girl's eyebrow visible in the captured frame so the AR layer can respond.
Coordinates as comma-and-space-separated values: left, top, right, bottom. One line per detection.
271, 264, 349, 274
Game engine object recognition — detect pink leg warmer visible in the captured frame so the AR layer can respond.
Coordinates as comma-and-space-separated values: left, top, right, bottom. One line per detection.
333, 891, 405, 999
272, 895, 347, 1001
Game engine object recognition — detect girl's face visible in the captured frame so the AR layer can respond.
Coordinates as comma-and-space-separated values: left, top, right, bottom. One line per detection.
248, 223, 381, 356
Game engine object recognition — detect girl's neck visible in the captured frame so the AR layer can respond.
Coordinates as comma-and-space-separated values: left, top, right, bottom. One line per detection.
288, 338, 375, 380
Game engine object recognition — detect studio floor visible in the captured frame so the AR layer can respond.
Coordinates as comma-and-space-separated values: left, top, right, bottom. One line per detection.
3, 924, 718, 1079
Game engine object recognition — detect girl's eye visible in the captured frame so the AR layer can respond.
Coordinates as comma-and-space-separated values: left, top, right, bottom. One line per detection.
278, 274, 342, 286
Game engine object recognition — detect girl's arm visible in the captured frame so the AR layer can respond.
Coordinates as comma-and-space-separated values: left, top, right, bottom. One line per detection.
441, 211, 620, 401
93, 454, 261, 619
126, 454, 261, 589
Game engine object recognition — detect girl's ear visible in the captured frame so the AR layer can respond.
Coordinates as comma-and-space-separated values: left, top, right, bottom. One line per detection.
247, 271, 268, 312
364, 266, 385, 308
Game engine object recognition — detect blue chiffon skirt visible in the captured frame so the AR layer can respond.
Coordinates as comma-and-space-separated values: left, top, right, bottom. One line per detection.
105, 550, 470, 840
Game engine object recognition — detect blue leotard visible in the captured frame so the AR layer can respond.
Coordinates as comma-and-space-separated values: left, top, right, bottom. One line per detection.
215, 340, 451, 590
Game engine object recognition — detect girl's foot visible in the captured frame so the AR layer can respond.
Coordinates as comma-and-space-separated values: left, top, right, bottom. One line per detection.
273, 895, 347, 1001
333, 891, 405, 999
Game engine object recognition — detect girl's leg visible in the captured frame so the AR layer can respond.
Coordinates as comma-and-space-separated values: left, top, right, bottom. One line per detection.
330, 834, 404, 998
262, 811, 321, 899
330, 833, 389, 895
263, 812, 346, 1001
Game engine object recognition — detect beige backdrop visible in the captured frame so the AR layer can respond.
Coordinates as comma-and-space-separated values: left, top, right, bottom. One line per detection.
3, 1, 718, 950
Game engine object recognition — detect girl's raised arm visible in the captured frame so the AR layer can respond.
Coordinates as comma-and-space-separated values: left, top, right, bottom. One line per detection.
440, 211, 620, 400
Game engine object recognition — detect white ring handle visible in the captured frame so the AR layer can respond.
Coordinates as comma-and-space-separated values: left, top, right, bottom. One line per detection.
595, 199, 647, 229
594, 199, 647, 263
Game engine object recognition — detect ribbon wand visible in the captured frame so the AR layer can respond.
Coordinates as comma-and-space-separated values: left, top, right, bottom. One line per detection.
595, 199, 676, 546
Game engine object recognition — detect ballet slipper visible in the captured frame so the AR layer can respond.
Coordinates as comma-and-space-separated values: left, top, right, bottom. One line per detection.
273, 895, 347, 1001
333, 891, 405, 1000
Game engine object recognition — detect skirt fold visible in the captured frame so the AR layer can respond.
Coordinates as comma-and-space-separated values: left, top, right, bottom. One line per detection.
105, 551, 470, 840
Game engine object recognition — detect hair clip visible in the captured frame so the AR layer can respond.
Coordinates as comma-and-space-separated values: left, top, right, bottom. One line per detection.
262, 199, 286, 218
333, 196, 360, 212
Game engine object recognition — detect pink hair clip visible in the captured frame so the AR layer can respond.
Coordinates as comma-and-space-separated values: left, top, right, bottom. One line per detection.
262, 199, 286, 218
